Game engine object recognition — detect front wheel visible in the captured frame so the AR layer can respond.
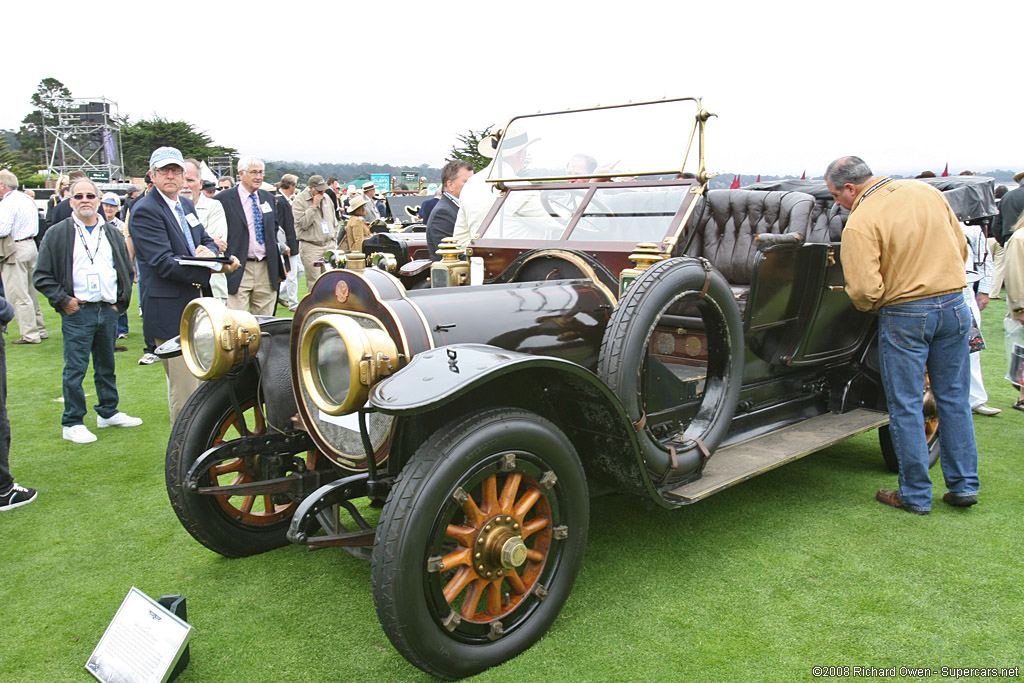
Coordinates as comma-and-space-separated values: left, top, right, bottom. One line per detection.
371, 408, 588, 680
166, 372, 318, 557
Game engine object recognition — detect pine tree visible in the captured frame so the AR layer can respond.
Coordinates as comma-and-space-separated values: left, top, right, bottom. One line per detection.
446, 127, 496, 172
15, 77, 73, 166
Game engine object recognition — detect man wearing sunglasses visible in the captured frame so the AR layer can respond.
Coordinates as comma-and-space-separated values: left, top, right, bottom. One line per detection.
33, 179, 142, 444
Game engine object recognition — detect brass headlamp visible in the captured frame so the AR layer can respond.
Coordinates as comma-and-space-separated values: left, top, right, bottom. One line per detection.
180, 298, 262, 380
299, 314, 399, 416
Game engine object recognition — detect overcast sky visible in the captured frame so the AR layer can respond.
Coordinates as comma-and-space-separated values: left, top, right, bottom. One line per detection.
3, 1, 1020, 178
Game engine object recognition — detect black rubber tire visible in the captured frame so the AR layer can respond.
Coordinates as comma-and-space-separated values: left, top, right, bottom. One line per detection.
371, 407, 588, 680
597, 257, 744, 484
878, 424, 941, 473
166, 373, 293, 558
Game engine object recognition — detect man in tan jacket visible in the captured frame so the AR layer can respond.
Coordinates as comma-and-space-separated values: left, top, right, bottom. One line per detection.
291, 174, 337, 288
826, 156, 978, 515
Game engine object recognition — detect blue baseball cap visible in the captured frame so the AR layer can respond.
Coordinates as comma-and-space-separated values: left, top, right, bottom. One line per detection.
149, 146, 185, 170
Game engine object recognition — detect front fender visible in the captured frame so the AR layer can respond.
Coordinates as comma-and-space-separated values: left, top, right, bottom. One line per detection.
369, 344, 668, 505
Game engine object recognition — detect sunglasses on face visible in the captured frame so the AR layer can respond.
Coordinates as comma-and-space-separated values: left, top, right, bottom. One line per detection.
73, 193, 98, 200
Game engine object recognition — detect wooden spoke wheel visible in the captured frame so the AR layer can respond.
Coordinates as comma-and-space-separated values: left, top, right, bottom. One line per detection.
433, 468, 553, 625
207, 397, 315, 525
371, 408, 588, 680
167, 372, 318, 557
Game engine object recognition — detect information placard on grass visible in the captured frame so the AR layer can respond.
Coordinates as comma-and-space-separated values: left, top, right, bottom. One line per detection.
86, 587, 193, 683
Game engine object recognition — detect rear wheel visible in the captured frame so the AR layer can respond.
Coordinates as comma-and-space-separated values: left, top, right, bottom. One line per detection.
879, 377, 941, 473
371, 407, 588, 679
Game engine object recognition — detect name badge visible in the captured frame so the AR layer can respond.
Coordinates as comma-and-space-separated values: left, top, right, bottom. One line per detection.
86, 273, 101, 294
321, 221, 330, 235
261, 201, 273, 214
185, 212, 200, 227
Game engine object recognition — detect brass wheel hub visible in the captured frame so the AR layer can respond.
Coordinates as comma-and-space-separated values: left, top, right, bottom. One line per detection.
475, 515, 525, 577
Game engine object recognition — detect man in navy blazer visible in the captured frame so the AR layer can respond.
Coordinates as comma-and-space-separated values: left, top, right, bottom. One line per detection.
131, 146, 240, 423
215, 155, 289, 315
426, 161, 474, 260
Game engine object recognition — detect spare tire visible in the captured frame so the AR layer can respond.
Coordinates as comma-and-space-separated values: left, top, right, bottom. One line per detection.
597, 257, 744, 486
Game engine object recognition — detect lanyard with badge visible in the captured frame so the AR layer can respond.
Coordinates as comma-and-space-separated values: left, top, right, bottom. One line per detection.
74, 220, 105, 295
855, 177, 895, 209
316, 195, 331, 235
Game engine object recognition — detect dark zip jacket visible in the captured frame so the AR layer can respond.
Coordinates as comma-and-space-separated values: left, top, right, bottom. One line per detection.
33, 217, 133, 314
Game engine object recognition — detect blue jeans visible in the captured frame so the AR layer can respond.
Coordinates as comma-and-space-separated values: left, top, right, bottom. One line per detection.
61, 303, 121, 427
117, 311, 128, 336
878, 292, 979, 512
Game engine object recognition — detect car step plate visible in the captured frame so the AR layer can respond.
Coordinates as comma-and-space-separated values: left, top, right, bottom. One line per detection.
665, 408, 889, 504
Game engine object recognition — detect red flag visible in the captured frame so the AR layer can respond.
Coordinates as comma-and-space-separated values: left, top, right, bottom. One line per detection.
730, 174, 740, 189
756, 174, 761, 183
800, 170, 806, 180
941, 163, 949, 177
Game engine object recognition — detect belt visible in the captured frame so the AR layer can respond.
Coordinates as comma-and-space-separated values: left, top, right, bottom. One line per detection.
79, 300, 115, 307
15, 237, 35, 242
246, 257, 264, 262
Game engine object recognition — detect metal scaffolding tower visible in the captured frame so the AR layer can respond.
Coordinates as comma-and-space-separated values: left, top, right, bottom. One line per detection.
45, 97, 125, 182
206, 155, 234, 182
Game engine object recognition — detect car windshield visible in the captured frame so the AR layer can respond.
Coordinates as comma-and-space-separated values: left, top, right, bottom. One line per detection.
479, 182, 695, 243
487, 98, 702, 182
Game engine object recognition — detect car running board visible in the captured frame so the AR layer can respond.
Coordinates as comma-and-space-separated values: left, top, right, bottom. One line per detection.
664, 408, 889, 505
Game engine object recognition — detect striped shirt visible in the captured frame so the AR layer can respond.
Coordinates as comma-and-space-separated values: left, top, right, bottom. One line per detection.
0, 189, 39, 240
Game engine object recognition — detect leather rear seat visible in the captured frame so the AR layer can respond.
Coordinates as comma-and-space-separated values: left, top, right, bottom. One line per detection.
673, 189, 815, 317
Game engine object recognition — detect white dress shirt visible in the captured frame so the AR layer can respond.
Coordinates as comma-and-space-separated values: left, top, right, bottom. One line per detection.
0, 189, 39, 240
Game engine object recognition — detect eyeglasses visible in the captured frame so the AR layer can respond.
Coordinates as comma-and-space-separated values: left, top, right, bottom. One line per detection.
154, 167, 184, 177
243, 169, 265, 176
73, 193, 98, 200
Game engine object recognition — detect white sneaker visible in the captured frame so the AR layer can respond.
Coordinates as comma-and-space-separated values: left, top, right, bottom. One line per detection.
138, 352, 159, 365
63, 424, 98, 443
97, 412, 143, 428
971, 404, 1002, 416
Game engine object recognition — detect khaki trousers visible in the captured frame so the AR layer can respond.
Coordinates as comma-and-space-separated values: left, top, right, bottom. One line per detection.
227, 258, 276, 316
156, 338, 201, 425
1, 240, 46, 342
988, 237, 1004, 298
299, 241, 332, 289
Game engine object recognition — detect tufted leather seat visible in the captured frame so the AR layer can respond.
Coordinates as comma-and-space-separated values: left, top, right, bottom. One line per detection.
807, 199, 847, 243
668, 190, 815, 319
678, 190, 814, 284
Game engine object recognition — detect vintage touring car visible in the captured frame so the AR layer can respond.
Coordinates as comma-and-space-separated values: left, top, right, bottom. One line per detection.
163, 98, 979, 679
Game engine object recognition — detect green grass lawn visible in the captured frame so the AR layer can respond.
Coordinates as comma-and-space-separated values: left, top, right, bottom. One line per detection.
1, 290, 1021, 682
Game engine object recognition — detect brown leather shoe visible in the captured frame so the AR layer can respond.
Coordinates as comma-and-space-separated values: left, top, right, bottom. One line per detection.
876, 489, 928, 515
11, 338, 40, 345
942, 491, 978, 507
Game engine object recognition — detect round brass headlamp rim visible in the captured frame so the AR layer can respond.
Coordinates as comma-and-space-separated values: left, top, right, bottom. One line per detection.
180, 297, 261, 381
299, 315, 372, 416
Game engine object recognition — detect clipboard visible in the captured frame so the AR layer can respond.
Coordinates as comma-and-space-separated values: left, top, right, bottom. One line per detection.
174, 255, 232, 269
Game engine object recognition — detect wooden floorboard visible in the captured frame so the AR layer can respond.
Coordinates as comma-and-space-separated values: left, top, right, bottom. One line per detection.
665, 409, 889, 504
